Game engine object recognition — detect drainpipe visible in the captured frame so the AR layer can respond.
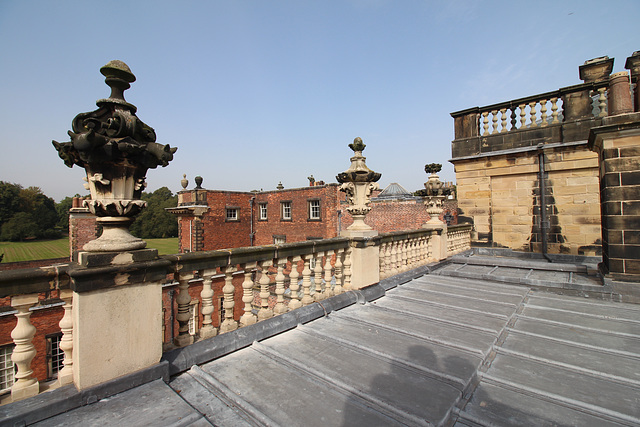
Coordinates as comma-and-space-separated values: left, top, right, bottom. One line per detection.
337, 210, 342, 235
249, 197, 255, 246
537, 144, 552, 262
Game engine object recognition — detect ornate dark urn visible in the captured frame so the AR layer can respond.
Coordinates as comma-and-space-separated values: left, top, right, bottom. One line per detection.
53, 60, 177, 251
336, 137, 381, 232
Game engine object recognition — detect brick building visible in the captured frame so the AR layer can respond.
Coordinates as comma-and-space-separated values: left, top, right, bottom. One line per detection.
169, 179, 459, 252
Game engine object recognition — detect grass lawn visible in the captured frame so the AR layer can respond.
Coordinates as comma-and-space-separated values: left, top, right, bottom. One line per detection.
0, 237, 179, 263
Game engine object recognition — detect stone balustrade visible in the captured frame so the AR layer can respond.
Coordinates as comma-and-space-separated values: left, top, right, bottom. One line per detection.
0, 226, 471, 403
447, 224, 473, 256
451, 80, 611, 159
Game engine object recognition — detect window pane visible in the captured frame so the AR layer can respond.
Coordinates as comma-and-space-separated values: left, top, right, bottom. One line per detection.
0, 345, 14, 392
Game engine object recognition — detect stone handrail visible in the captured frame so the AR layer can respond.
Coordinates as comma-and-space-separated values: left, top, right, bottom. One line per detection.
0, 226, 472, 403
451, 80, 610, 140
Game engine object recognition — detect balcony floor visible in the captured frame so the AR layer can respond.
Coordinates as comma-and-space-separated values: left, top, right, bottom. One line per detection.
31, 260, 640, 427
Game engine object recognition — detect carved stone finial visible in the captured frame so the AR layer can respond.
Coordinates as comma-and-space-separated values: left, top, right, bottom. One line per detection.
194, 176, 203, 189
181, 174, 188, 190
349, 137, 366, 153
336, 137, 381, 234
52, 60, 177, 252
277, 181, 284, 190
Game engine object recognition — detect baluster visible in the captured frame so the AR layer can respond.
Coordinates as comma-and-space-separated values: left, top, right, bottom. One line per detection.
385, 241, 393, 275
301, 254, 314, 305
540, 99, 548, 126
529, 101, 537, 127
598, 88, 607, 117
379, 242, 387, 279
199, 270, 217, 339
289, 256, 302, 310
407, 239, 415, 270
491, 110, 499, 134
510, 107, 517, 130
57, 290, 73, 386
174, 275, 194, 346
313, 252, 325, 301
324, 250, 334, 298
343, 247, 353, 291
239, 262, 258, 327
274, 258, 288, 315
334, 249, 344, 295
550, 97, 559, 124
401, 240, 409, 271
482, 111, 489, 135
10, 295, 39, 401
257, 260, 273, 321
389, 241, 398, 276
500, 108, 508, 133
220, 266, 238, 333
519, 103, 527, 129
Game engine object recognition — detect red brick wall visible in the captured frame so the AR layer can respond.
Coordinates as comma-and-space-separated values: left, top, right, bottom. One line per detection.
69, 207, 97, 262
340, 197, 459, 232
253, 185, 341, 245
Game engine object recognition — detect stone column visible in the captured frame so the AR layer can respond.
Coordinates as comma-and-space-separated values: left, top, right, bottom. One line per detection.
608, 72, 633, 116
625, 51, 640, 113
336, 137, 382, 289
589, 111, 640, 302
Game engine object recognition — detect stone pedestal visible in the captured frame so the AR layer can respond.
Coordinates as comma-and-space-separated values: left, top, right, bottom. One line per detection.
341, 229, 379, 290
423, 224, 447, 261
70, 249, 168, 390
589, 112, 640, 301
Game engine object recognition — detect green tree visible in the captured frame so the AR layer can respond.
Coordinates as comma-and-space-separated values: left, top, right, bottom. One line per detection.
0, 181, 22, 229
130, 187, 178, 239
56, 194, 82, 231
0, 182, 60, 241
1, 212, 39, 241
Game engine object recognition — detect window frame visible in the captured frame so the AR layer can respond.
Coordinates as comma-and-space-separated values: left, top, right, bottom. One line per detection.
308, 199, 321, 221
273, 235, 286, 245
0, 344, 14, 393
280, 201, 292, 221
258, 203, 268, 221
46, 332, 64, 381
225, 207, 239, 222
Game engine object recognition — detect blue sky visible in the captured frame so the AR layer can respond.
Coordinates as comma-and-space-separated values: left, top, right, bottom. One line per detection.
0, 0, 638, 201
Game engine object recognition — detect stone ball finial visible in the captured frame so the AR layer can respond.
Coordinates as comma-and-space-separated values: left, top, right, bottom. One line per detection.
349, 137, 366, 153
100, 60, 136, 83
194, 176, 203, 189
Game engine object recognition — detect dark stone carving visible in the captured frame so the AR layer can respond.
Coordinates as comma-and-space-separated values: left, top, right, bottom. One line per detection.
52, 60, 177, 251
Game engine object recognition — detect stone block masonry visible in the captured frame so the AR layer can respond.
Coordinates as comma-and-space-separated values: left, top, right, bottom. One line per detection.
589, 112, 640, 283
453, 144, 601, 255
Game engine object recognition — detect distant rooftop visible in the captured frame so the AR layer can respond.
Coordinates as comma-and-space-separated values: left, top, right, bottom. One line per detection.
375, 182, 416, 199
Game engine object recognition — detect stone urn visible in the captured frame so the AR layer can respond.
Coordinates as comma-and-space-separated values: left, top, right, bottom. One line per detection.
423, 163, 445, 225
53, 60, 177, 252
336, 137, 381, 232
